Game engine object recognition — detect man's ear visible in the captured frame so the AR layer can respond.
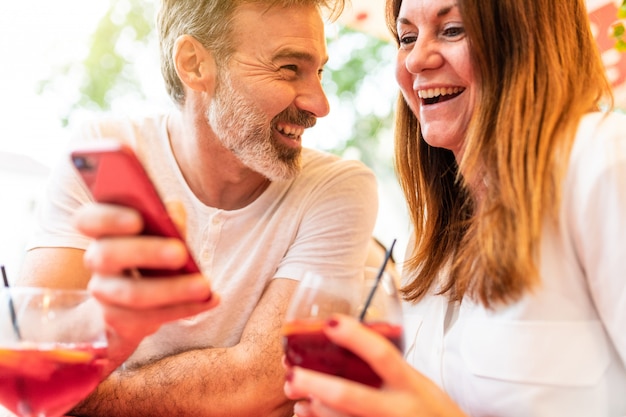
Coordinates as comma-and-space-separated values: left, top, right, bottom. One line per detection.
173, 35, 217, 93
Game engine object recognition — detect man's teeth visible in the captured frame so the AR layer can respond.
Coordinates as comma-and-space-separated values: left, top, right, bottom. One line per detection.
417, 87, 463, 99
277, 124, 304, 138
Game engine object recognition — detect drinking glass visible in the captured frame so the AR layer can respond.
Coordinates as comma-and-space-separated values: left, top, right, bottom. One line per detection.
0, 287, 108, 417
282, 267, 404, 388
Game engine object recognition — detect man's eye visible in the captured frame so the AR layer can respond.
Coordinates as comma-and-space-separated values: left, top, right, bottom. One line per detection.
281, 65, 298, 72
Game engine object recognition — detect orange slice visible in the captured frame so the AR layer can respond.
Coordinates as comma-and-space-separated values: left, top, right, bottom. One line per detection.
0, 348, 22, 368
45, 349, 94, 364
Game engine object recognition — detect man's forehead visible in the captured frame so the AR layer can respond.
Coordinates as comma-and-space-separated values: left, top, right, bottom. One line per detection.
229, 3, 328, 59
231, 2, 324, 31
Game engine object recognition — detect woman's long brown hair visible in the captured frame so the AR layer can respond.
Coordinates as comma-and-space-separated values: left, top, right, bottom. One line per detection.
386, 0, 613, 307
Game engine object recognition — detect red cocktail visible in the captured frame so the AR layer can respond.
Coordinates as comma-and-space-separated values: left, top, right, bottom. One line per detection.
283, 319, 403, 387
0, 344, 107, 417
283, 267, 404, 388
0, 287, 109, 417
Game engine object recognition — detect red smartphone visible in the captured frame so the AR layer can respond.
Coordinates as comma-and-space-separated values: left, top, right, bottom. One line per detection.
70, 140, 201, 277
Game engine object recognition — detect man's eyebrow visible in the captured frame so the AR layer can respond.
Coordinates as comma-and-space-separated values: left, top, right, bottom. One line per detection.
273, 48, 329, 66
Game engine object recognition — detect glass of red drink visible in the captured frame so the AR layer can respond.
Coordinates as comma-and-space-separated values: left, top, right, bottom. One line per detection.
0, 287, 108, 417
282, 267, 404, 388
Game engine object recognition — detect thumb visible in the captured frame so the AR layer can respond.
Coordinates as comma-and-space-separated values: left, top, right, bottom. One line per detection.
165, 200, 187, 239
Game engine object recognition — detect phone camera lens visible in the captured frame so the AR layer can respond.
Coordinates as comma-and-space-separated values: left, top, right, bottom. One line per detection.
72, 156, 93, 171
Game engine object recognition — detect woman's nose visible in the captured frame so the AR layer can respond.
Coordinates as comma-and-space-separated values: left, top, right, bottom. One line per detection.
404, 38, 444, 74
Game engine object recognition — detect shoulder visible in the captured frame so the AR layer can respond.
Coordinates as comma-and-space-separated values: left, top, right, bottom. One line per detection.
275, 148, 378, 213
69, 113, 168, 149
301, 148, 376, 181
565, 111, 626, 204
294, 148, 378, 200
68, 113, 172, 171
570, 111, 626, 171
573, 111, 626, 150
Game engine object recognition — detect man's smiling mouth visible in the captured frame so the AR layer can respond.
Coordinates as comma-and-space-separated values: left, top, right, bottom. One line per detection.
418, 87, 464, 105
276, 122, 304, 139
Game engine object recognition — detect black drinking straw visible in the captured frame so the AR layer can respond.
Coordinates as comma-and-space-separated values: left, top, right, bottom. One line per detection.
358, 239, 397, 321
1, 265, 22, 340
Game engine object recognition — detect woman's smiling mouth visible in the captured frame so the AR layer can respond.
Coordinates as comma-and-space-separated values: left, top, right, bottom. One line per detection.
418, 87, 464, 105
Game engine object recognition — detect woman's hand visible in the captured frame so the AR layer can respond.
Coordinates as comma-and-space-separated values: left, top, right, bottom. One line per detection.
283, 315, 467, 417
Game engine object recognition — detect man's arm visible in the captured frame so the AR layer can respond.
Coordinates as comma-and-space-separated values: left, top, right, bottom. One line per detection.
70, 277, 298, 417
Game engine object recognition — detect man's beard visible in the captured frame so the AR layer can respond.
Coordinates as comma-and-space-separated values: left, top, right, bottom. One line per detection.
206, 71, 317, 181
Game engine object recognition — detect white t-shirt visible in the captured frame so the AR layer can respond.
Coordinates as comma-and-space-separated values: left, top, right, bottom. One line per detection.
27, 113, 378, 365
403, 111, 626, 416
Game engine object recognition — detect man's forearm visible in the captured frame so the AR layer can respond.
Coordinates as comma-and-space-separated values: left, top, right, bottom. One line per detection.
68, 345, 293, 417
68, 279, 299, 417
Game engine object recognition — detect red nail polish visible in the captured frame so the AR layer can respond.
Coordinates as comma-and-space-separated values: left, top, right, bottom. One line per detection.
326, 318, 339, 328
285, 368, 294, 382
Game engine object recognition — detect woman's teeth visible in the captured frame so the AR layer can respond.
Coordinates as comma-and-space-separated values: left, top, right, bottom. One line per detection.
418, 87, 464, 105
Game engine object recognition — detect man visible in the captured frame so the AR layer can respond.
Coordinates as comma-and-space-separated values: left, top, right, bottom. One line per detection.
16, 0, 377, 416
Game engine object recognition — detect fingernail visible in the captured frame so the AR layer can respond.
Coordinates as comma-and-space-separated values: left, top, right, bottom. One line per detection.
326, 318, 339, 328
285, 368, 294, 382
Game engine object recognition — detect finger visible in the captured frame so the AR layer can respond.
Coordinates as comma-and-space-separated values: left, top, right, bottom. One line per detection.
87, 273, 214, 308
98, 295, 219, 341
83, 236, 189, 275
319, 317, 463, 416
74, 203, 143, 238
309, 398, 354, 417
288, 366, 425, 417
97, 294, 220, 362
324, 316, 410, 387
164, 200, 187, 239
286, 367, 383, 417
286, 319, 468, 417
293, 400, 315, 417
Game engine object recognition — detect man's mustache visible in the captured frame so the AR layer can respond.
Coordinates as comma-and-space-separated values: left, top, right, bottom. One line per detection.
273, 108, 317, 129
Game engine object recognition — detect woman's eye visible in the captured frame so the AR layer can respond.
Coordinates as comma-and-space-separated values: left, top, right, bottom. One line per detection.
399, 35, 417, 46
442, 26, 465, 38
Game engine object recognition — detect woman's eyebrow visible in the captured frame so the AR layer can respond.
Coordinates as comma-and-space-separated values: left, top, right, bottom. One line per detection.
396, 3, 458, 25
437, 4, 457, 17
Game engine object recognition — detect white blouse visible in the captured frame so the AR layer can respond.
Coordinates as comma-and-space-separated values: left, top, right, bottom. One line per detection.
403, 112, 626, 417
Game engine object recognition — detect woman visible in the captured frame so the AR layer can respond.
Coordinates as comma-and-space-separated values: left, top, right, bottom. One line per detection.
283, 0, 626, 415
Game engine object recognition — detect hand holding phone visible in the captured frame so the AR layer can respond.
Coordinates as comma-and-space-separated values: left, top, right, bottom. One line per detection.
70, 140, 201, 277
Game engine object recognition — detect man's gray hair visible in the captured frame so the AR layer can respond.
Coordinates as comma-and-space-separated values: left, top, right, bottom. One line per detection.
157, 0, 346, 105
